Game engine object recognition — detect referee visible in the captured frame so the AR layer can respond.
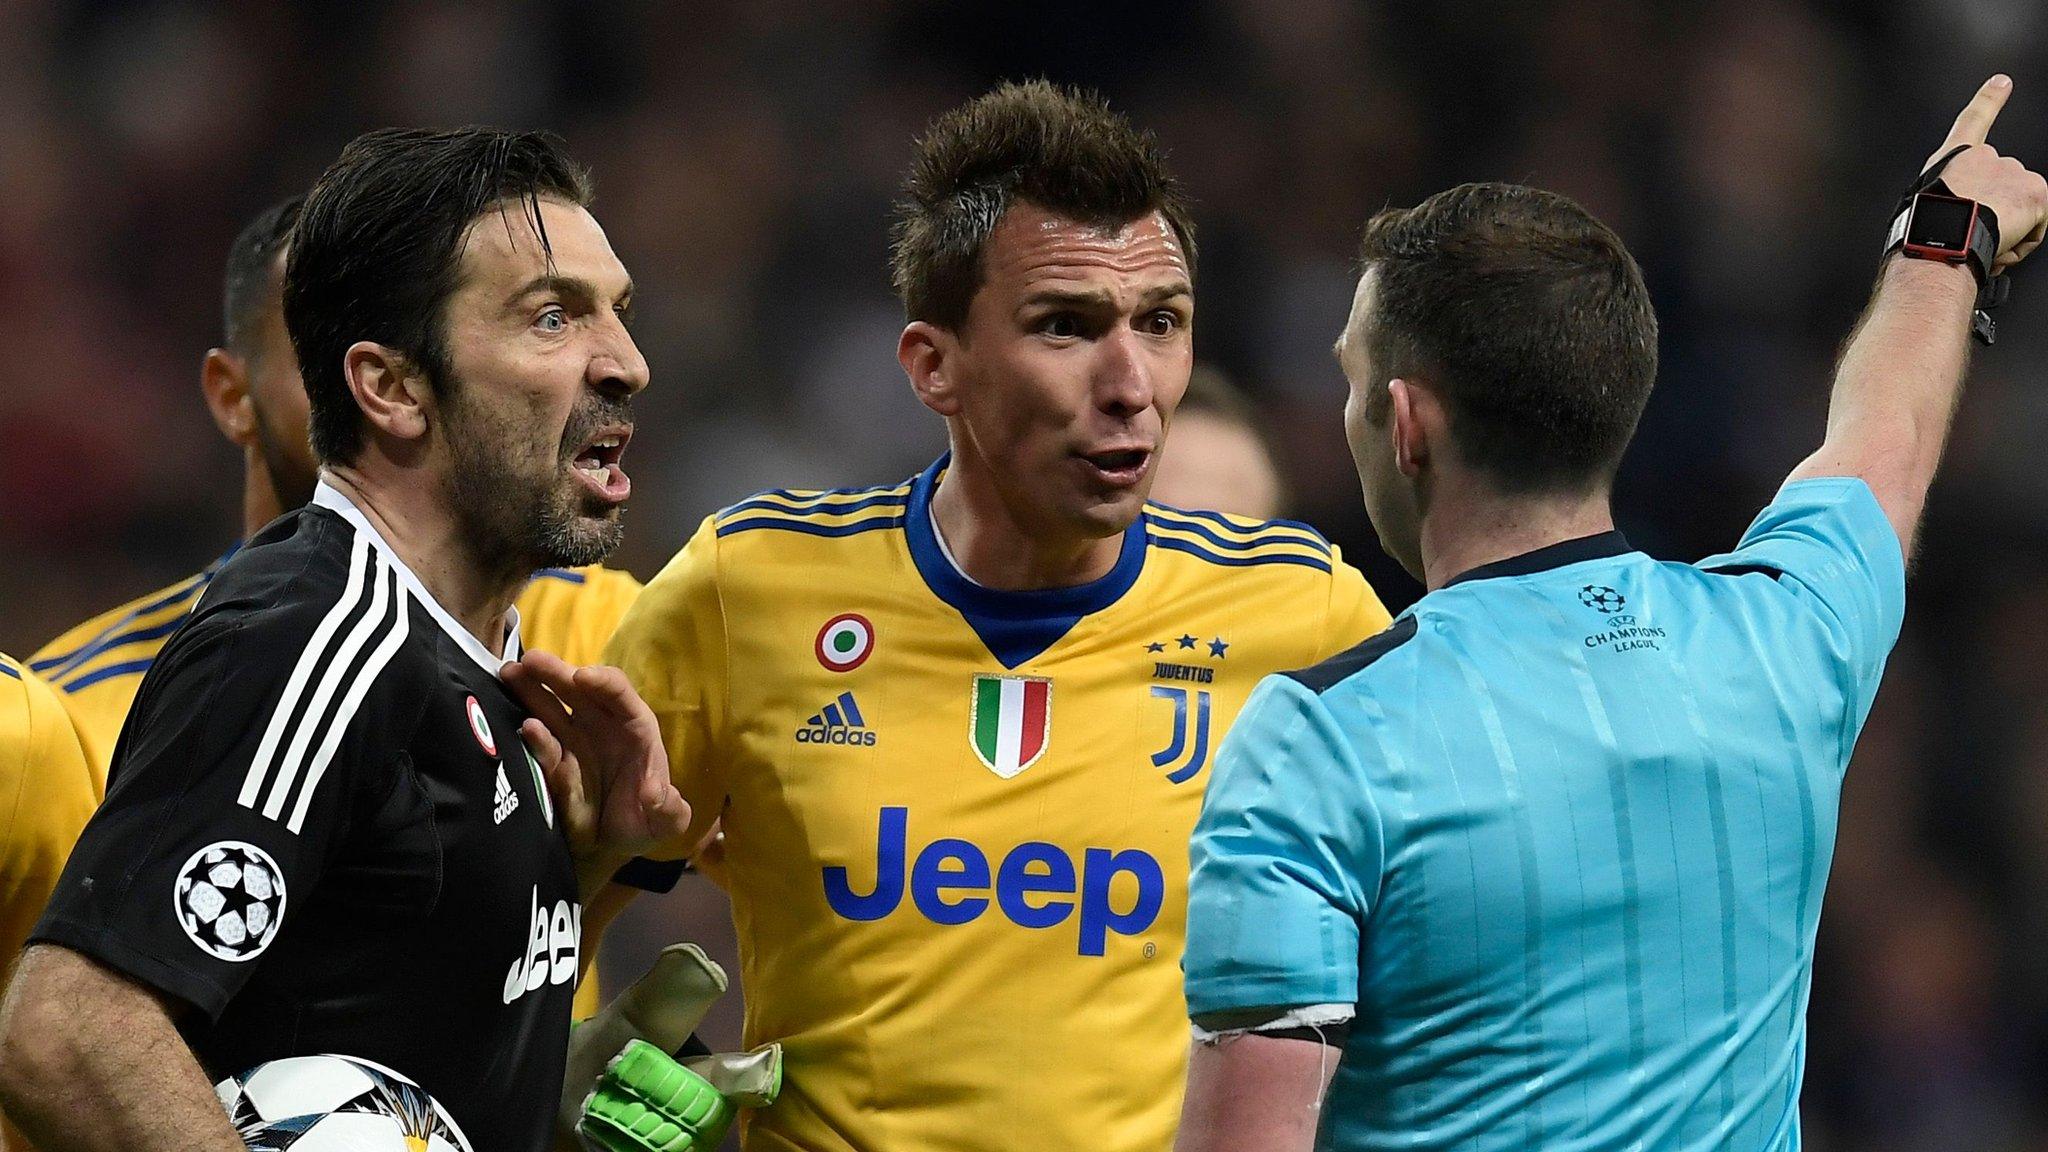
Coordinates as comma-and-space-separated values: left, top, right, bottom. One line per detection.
0, 129, 684, 1152
1177, 77, 2048, 1151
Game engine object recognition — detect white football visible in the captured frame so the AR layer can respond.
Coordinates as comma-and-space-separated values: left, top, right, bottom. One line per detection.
214, 1053, 473, 1151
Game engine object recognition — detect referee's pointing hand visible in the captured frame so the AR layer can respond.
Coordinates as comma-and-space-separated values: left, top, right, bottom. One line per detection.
504, 650, 692, 885
1925, 75, 2048, 272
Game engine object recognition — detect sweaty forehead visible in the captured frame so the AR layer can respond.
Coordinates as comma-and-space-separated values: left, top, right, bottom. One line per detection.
982, 203, 1189, 294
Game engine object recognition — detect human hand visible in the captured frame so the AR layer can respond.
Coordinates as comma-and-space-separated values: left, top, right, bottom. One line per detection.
503, 650, 690, 881
562, 944, 782, 1151
1922, 75, 2048, 272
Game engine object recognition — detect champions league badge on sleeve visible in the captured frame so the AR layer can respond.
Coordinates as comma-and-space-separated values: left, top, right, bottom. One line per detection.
176, 841, 287, 962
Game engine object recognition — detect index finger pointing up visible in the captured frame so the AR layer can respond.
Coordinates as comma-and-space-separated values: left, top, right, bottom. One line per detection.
1944, 74, 2014, 151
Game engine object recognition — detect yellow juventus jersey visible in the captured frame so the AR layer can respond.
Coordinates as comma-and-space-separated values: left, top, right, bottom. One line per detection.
0, 655, 95, 1152
0, 656, 96, 966
606, 457, 1392, 1152
31, 557, 642, 781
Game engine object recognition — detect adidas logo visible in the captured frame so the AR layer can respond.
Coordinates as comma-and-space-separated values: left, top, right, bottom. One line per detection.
795, 691, 877, 747
492, 763, 520, 824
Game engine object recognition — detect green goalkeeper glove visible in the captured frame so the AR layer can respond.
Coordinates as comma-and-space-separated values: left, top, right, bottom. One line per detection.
560, 943, 782, 1152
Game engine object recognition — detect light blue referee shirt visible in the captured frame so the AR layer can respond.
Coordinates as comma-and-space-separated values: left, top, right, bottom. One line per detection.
1184, 478, 1906, 1152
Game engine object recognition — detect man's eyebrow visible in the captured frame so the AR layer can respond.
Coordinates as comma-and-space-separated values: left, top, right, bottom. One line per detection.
1138, 281, 1194, 305
1020, 287, 1116, 309
503, 273, 632, 309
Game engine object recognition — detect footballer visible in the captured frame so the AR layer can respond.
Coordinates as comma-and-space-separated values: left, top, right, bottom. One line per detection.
30, 196, 643, 785
587, 82, 1393, 1151
0, 128, 684, 1152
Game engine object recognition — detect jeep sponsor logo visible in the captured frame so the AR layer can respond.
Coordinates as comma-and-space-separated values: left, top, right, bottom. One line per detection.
502, 886, 581, 1005
822, 806, 1164, 956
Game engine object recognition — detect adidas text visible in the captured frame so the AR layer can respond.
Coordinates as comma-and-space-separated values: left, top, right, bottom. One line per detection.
796, 726, 878, 746
491, 764, 519, 824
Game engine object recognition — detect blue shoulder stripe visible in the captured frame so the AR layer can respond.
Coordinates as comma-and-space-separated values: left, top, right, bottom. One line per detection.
751, 481, 908, 503
1147, 504, 1332, 551
719, 490, 912, 522
0, 660, 19, 680
716, 514, 906, 540
1145, 512, 1332, 557
534, 568, 588, 585
33, 612, 190, 682
1147, 533, 1333, 573
59, 657, 157, 693
30, 578, 207, 675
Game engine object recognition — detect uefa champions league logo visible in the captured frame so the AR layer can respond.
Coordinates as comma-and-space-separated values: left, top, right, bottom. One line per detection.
1578, 585, 1627, 613
175, 841, 287, 962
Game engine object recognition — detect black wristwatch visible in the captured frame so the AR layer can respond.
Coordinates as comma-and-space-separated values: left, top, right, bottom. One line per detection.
1885, 190, 1999, 285
1884, 143, 2011, 345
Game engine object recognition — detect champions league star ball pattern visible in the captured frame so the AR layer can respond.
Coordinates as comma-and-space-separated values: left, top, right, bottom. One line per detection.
175, 841, 287, 961
216, 1054, 474, 1152
1578, 585, 1627, 613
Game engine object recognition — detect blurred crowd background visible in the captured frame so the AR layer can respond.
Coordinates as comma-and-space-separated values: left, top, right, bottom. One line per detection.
5, 1, 2048, 1146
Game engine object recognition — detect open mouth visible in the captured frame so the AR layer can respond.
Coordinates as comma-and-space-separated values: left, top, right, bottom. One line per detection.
570, 427, 633, 504
1079, 446, 1152, 487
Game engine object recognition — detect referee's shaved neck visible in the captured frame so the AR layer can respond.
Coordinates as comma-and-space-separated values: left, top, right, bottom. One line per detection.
1417, 481, 1615, 590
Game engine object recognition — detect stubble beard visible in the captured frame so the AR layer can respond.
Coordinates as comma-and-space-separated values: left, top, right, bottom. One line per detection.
443, 388, 628, 583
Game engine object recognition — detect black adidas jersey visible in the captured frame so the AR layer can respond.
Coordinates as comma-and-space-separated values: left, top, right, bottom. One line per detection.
35, 485, 580, 1152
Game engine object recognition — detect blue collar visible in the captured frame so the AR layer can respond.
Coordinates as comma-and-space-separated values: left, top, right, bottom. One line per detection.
904, 454, 1148, 668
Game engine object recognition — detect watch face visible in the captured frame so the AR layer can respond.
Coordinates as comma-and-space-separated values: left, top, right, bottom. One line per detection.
1907, 195, 1975, 253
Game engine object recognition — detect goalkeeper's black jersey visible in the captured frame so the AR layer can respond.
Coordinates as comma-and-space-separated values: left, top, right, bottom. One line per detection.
35, 484, 580, 1152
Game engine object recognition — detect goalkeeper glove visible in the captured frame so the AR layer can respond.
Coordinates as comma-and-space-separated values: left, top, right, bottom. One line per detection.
561, 943, 782, 1152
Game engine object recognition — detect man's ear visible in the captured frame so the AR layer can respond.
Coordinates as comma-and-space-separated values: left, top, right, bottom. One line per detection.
342, 342, 433, 444
899, 322, 961, 417
1388, 377, 1431, 479
201, 348, 257, 448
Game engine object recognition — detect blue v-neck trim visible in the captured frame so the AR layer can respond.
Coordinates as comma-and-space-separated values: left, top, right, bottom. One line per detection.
905, 455, 1148, 669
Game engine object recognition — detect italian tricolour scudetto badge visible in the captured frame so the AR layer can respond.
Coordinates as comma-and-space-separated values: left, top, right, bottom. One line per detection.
970, 674, 1051, 779
466, 695, 496, 755
816, 614, 874, 672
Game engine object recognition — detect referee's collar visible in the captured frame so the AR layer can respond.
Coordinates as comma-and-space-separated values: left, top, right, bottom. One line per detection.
1441, 530, 1635, 588
310, 480, 523, 673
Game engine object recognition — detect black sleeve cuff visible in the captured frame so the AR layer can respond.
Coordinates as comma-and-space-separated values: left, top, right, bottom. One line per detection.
28, 918, 235, 1023
611, 855, 690, 894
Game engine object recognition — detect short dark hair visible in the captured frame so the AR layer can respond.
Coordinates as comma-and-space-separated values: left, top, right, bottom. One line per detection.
1357, 182, 1657, 494
222, 196, 302, 354
890, 80, 1196, 330
286, 127, 593, 464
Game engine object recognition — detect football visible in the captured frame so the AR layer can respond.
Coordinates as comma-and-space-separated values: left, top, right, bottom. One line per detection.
214, 1054, 473, 1151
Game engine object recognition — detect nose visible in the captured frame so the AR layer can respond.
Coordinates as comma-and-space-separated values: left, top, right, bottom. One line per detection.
589, 317, 650, 399
1094, 326, 1153, 418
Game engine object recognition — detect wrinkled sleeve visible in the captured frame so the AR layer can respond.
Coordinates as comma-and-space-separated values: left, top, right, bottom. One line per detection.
1185, 675, 1383, 1026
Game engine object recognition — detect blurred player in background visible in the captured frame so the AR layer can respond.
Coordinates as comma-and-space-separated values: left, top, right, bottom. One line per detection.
1147, 364, 1286, 520
581, 81, 1391, 1152
0, 127, 684, 1152
1177, 77, 2048, 1151
30, 197, 642, 780
0, 657, 93, 1151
